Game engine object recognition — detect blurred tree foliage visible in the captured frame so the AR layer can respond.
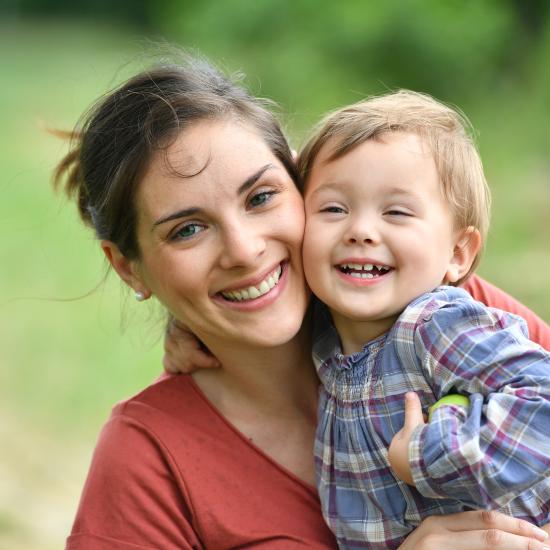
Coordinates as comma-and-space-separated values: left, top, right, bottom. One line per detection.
6, 0, 550, 118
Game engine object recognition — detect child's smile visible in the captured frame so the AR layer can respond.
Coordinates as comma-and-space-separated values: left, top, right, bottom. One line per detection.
336, 261, 393, 283
303, 131, 467, 353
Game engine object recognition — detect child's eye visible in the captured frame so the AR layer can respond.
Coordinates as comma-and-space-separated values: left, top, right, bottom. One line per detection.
385, 209, 412, 217
321, 205, 346, 214
248, 190, 277, 208
170, 222, 206, 241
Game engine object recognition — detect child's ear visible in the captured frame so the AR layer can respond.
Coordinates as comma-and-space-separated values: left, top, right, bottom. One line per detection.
444, 226, 481, 284
101, 240, 151, 299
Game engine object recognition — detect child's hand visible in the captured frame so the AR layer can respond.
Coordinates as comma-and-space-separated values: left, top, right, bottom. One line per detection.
388, 392, 425, 486
163, 318, 221, 374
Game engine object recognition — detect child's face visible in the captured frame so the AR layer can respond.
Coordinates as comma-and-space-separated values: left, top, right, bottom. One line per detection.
303, 131, 462, 339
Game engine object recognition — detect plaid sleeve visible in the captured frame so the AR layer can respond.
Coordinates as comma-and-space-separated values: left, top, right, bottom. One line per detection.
408, 292, 550, 508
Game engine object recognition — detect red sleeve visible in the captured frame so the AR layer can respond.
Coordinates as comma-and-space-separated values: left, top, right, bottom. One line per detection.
463, 274, 550, 351
66, 411, 201, 550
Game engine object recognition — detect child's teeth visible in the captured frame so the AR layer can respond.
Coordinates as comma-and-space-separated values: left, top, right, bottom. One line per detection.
341, 263, 390, 276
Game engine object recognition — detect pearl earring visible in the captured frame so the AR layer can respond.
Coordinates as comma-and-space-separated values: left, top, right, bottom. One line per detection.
135, 291, 146, 302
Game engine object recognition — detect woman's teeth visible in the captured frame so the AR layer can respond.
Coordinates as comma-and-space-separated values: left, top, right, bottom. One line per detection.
221, 265, 282, 302
339, 263, 391, 279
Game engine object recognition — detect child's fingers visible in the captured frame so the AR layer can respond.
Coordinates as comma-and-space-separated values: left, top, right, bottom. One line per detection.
162, 355, 182, 374
189, 349, 221, 369
163, 348, 220, 374
403, 392, 425, 431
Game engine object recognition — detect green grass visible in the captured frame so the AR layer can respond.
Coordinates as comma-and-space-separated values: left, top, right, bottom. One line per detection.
1, 17, 548, 550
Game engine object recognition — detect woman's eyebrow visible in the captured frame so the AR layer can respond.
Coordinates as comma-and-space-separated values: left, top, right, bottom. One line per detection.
237, 163, 275, 195
152, 207, 201, 230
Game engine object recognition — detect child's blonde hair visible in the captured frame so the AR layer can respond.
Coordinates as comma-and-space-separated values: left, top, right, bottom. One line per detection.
297, 90, 491, 283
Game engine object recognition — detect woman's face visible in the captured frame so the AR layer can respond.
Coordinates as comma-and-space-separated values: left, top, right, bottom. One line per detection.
132, 118, 309, 349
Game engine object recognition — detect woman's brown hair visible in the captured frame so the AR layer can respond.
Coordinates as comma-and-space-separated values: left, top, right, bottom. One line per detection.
53, 55, 299, 259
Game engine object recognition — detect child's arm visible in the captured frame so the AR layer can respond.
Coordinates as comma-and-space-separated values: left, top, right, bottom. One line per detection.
163, 317, 220, 374
464, 274, 550, 350
399, 292, 550, 510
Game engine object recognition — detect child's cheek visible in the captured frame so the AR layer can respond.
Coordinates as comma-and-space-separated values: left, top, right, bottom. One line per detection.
301, 215, 325, 298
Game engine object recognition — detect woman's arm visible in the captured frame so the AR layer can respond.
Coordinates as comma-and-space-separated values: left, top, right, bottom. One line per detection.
464, 274, 550, 350
399, 511, 550, 550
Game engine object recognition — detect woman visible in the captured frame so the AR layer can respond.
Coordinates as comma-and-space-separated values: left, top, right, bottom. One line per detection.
56, 55, 550, 549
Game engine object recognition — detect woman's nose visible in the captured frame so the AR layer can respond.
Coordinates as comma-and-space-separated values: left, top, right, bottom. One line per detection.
218, 222, 266, 269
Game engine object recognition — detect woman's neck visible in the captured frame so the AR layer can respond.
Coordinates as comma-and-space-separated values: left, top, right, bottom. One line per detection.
193, 320, 317, 418
191, 317, 320, 486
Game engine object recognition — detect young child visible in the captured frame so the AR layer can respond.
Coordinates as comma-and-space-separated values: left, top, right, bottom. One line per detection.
296, 90, 550, 549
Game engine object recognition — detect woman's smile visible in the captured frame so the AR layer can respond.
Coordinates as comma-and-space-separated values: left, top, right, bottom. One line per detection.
212, 260, 290, 311
217, 261, 284, 301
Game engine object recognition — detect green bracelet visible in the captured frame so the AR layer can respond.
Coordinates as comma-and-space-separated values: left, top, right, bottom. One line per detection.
428, 394, 469, 421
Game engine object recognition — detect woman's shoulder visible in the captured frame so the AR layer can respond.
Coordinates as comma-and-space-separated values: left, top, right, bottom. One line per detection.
112, 373, 204, 423
104, 374, 230, 460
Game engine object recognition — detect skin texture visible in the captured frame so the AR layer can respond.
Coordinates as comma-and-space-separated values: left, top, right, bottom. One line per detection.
303, 132, 480, 353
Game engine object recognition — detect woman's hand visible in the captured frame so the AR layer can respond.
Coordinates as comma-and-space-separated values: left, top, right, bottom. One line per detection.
399, 511, 550, 550
388, 392, 425, 485
163, 317, 221, 374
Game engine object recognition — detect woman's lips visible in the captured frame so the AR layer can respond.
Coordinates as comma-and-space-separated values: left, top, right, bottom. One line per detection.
219, 263, 283, 302
212, 261, 289, 311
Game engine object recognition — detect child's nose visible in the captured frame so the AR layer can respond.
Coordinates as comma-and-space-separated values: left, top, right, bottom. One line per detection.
347, 235, 374, 244
345, 219, 379, 245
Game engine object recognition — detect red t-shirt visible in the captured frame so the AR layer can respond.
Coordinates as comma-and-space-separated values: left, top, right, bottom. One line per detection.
67, 276, 549, 549
67, 374, 338, 549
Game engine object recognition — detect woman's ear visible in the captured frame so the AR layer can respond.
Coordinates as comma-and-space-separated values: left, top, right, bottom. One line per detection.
444, 226, 482, 284
101, 241, 151, 299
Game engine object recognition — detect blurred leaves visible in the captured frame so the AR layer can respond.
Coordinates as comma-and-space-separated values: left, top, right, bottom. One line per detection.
6, 0, 550, 110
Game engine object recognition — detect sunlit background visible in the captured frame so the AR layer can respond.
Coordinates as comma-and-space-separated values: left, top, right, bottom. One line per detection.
1, 1, 549, 547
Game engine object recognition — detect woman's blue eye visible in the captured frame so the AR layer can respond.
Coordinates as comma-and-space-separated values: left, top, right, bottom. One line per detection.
249, 191, 274, 208
172, 223, 203, 241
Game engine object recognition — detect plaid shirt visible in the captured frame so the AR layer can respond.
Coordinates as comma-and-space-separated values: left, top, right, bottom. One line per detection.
313, 286, 550, 550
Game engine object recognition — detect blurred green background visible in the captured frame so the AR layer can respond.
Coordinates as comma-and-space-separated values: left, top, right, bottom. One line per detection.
1, 1, 549, 547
